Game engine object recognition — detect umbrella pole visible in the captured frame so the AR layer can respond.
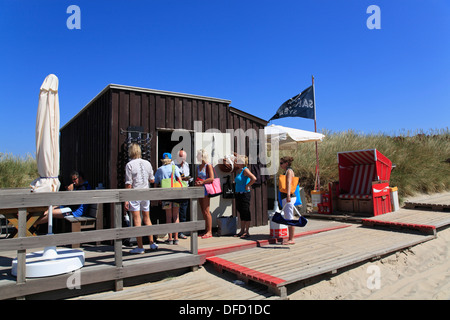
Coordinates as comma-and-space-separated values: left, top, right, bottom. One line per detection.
48, 205, 53, 234
273, 173, 279, 211
42, 205, 58, 259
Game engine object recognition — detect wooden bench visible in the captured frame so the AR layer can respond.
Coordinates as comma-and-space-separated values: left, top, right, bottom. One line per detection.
64, 204, 103, 248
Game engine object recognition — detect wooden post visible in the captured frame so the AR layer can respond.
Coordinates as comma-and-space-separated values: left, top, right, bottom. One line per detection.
113, 202, 123, 291
190, 198, 199, 271
312, 75, 320, 191
16, 208, 27, 299
16, 208, 27, 284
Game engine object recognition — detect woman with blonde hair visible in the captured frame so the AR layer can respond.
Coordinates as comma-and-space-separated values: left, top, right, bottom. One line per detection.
195, 149, 214, 239
125, 143, 157, 253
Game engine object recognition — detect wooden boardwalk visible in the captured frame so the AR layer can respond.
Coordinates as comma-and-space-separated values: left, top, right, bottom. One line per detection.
73, 194, 450, 300
0, 237, 203, 300
204, 196, 450, 299
0, 219, 349, 299
404, 193, 450, 212
73, 263, 279, 300
67, 220, 349, 300
4, 192, 449, 300
0, 187, 206, 300
206, 226, 435, 298
363, 208, 450, 235
70, 210, 446, 300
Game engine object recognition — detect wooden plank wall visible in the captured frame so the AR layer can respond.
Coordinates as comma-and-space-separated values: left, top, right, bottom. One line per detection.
228, 110, 268, 227
110, 89, 232, 189
60, 92, 110, 190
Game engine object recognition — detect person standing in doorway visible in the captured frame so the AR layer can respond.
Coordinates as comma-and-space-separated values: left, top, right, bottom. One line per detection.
176, 149, 192, 239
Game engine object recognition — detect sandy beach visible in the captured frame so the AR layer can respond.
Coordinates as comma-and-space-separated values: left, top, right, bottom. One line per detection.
288, 192, 450, 300
288, 225, 450, 300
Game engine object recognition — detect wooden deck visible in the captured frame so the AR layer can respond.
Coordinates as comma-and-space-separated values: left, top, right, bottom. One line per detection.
195, 219, 350, 258
70, 208, 447, 300
362, 208, 450, 235
73, 194, 450, 300
0, 243, 201, 300
0, 187, 205, 300
404, 193, 450, 211
0, 219, 349, 299
206, 226, 435, 298
73, 262, 280, 300
204, 198, 450, 299
363, 192, 450, 235
3, 190, 449, 300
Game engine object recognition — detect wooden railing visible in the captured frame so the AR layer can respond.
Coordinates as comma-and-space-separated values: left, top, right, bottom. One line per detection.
0, 187, 205, 299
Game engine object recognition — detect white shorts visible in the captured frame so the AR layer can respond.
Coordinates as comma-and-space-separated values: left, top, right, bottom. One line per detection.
57, 206, 72, 217
129, 200, 150, 212
282, 197, 296, 220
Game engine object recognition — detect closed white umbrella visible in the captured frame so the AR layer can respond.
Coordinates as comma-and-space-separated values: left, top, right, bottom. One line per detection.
30, 74, 60, 239
31, 74, 61, 194
12, 74, 84, 278
264, 124, 325, 210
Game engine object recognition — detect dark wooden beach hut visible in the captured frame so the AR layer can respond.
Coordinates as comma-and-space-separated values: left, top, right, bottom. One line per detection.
60, 84, 269, 228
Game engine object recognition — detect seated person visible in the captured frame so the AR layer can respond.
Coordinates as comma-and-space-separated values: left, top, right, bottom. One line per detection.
36, 171, 92, 225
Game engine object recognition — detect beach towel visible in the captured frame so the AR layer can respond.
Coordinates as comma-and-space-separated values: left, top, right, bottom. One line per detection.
272, 204, 308, 227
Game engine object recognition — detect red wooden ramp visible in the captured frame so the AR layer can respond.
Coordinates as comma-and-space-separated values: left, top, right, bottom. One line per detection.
362, 207, 450, 235
207, 256, 287, 289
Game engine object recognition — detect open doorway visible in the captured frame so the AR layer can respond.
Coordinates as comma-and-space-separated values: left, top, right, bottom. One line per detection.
157, 130, 194, 171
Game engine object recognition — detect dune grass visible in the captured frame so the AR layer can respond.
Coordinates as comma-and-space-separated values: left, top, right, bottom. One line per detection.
0, 153, 39, 189
282, 128, 450, 203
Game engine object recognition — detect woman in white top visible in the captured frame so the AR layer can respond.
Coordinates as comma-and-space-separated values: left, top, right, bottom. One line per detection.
125, 143, 157, 253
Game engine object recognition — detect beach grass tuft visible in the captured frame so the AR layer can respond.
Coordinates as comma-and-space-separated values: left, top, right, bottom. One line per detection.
0, 153, 39, 189
281, 128, 450, 204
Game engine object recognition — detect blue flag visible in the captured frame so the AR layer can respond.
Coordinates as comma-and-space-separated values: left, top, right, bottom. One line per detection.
270, 86, 315, 121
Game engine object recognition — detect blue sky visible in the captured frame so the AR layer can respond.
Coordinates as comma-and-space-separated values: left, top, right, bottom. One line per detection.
1, 0, 449, 157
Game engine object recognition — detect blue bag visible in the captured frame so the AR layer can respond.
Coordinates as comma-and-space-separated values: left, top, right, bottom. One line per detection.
278, 185, 302, 207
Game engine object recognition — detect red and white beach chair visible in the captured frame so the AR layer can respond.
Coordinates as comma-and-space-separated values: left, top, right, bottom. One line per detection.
337, 149, 393, 216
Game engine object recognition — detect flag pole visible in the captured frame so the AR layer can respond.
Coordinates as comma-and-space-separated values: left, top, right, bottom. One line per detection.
312, 75, 320, 191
